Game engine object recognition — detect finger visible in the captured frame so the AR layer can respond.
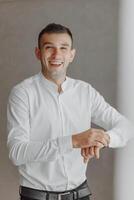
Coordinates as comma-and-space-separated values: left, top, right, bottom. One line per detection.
95, 142, 105, 149
81, 148, 87, 163
89, 147, 94, 156
95, 130, 110, 146
81, 148, 88, 160
99, 132, 110, 145
82, 147, 93, 157
92, 140, 105, 148
81, 148, 85, 156
104, 133, 110, 145
95, 137, 108, 147
85, 147, 90, 157
94, 146, 100, 159
89, 129, 108, 147
81, 148, 93, 163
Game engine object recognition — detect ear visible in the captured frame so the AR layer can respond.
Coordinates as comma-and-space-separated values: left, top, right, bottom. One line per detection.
69, 48, 76, 63
35, 47, 41, 60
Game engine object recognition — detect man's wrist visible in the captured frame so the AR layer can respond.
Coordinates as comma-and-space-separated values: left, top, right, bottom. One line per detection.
105, 133, 110, 147
72, 134, 79, 148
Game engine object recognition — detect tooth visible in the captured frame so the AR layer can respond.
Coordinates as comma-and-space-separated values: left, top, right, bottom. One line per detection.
50, 62, 62, 65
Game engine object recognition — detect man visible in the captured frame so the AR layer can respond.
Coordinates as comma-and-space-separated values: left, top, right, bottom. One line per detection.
7, 23, 133, 200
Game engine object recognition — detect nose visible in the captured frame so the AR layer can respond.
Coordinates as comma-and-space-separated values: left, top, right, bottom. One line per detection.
52, 48, 61, 58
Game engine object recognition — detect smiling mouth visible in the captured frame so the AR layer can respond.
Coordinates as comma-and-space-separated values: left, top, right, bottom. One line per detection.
49, 61, 64, 67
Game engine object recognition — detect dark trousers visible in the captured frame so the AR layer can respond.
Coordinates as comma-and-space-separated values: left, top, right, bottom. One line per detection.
20, 180, 91, 200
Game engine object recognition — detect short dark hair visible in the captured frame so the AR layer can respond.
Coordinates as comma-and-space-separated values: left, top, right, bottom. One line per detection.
38, 23, 73, 49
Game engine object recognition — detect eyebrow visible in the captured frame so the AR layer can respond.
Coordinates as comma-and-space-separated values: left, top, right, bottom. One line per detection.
42, 42, 70, 47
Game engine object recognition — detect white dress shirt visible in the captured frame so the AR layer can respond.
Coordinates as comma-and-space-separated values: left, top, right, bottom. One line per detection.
7, 71, 133, 191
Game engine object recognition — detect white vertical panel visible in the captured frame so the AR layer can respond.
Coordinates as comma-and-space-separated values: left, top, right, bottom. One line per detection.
114, 0, 134, 200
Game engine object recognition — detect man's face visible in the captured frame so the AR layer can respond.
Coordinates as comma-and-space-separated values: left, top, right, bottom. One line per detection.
35, 33, 76, 79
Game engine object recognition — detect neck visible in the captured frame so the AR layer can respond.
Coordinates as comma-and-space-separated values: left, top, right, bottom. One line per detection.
41, 70, 66, 93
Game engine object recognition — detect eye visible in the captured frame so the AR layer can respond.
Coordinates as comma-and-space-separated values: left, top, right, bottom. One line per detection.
45, 46, 53, 49
61, 47, 67, 50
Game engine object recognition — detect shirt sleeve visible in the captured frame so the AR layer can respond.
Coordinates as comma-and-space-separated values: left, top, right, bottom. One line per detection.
89, 85, 134, 148
7, 86, 73, 166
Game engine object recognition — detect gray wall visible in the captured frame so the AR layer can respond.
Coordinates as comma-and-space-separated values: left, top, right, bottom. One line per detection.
0, 0, 118, 199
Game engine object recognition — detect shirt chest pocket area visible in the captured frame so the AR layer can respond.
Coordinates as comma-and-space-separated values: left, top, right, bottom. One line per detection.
60, 99, 91, 133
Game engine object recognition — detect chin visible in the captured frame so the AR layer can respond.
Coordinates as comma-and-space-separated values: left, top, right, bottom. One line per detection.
51, 69, 66, 77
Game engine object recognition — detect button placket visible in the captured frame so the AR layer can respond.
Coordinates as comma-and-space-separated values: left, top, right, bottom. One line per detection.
57, 94, 69, 189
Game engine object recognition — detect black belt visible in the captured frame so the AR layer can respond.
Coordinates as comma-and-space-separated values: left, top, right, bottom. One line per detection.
20, 180, 92, 200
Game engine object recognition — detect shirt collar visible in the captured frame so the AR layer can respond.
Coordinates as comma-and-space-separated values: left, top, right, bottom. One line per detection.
39, 71, 73, 94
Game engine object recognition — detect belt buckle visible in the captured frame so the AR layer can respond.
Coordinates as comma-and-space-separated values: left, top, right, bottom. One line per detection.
58, 192, 70, 200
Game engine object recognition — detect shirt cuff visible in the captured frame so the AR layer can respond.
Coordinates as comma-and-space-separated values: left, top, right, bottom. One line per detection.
57, 135, 73, 155
106, 130, 123, 148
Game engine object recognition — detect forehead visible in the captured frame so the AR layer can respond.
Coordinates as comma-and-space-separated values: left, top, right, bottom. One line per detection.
40, 33, 72, 46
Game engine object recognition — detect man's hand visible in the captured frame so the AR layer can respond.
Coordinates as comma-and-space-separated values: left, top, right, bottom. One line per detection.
72, 128, 110, 148
81, 144, 104, 163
